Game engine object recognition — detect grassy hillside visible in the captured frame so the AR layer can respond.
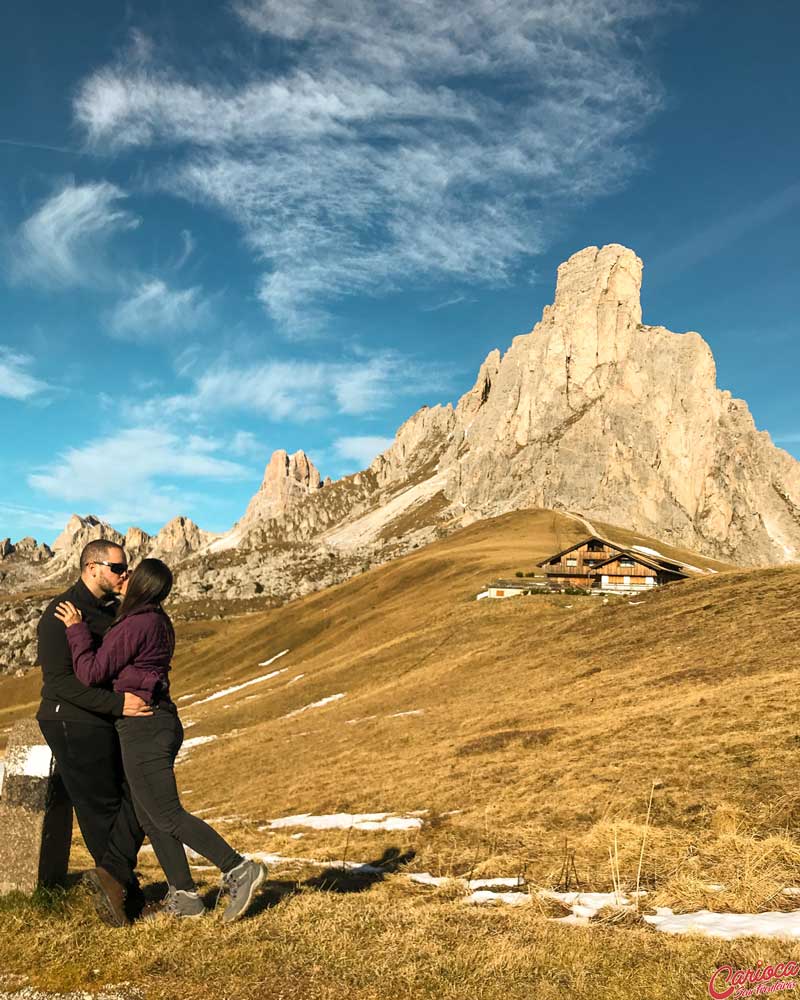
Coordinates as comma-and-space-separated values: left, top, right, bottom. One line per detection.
3, 509, 800, 998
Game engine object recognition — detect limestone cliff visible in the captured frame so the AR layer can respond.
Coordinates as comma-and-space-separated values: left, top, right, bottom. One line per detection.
432, 244, 800, 565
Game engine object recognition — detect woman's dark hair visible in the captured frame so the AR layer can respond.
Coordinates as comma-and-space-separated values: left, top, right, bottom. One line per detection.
115, 558, 173, 621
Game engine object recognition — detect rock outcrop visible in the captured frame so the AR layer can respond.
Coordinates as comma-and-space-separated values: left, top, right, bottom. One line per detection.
149, 516, 215, 563
238, 450, 323, 530
432, 244, 800, 564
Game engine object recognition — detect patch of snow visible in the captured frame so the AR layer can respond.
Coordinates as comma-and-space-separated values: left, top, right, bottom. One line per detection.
287, 673, 305, 685
632, 545, 663, 557
469, 878, 527, 889
409, 872, 450, 887
282, 693, 346, 718
644, 907, 800, 940
176, 735, 218, 761
629, 601, 645, 606
267, 811, 424, 831
258, 649, 290, 668
346, 715, 378, 725
388, 710, 425, 718
177, 693, 196, 702
193, 658, 289, 706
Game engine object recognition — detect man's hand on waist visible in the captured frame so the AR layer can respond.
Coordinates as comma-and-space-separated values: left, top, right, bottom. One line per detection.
123, 693, 153, 717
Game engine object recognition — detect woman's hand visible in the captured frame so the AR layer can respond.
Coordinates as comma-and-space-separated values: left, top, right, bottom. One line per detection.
54, 601, 83, 628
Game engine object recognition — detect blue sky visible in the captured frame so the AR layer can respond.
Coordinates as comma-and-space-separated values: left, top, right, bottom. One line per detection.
1, 0, 798, 545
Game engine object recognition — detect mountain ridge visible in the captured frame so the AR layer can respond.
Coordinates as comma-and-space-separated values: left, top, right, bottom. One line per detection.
3, 243, 798, 608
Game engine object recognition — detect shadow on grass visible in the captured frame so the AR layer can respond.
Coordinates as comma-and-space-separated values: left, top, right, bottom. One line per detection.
231, 847, 417, 919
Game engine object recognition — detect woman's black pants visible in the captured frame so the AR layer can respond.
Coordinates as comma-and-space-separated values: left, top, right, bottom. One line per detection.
115, 703, 241, 891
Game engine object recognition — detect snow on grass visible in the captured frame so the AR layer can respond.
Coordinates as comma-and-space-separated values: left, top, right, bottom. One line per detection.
643, 907, 800, 940
264, 811, 425, 832
388, 710, 425, 718
176, 734, 218, 761
282, 693, 346, 719
632, 545, 663, 557
258, 649, 290, 668
346, 716, 378, 725
177, 693, 196, 702
193, 662, 289, 706
287, 674, 305, 685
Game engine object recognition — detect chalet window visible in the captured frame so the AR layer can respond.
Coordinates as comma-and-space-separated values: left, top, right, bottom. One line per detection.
587, 541, 604, 551
619, 558, 634, 567
566, 558, 577, 567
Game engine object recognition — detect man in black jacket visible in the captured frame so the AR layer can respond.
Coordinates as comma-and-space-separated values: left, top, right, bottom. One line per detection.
37, 538, 153, 926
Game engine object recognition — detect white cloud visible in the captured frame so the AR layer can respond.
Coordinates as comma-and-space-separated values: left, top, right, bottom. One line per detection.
333, 435, 394, 467
12, 181, 140, 288
108, 279, 211, 340
73, 0, 671, 331
0, 348, 49, 400
229, 430, 264, 457
28, 427, 249, 525
129, 351, 449, 423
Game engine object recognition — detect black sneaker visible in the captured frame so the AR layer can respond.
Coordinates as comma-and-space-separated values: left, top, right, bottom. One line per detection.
221, 859, 265, 923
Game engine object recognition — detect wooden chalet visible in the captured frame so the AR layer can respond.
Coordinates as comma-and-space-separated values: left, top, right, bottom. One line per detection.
537, 536, 689, 593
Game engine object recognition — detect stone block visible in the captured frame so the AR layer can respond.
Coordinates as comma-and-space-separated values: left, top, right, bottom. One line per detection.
0, 719, 73, 895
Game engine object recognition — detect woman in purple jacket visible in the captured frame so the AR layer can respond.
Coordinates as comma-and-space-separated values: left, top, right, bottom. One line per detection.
55, 558, 265, 922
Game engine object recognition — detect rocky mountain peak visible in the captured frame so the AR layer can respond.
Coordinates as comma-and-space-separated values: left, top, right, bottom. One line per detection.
149, 516, 214, 563
238, 449, 323, 530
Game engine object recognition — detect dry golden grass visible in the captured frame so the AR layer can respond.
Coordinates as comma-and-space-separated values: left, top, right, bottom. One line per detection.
2, 508, 800, 996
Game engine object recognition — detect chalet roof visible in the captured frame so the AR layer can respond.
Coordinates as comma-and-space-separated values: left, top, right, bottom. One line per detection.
535, 536, 625, 567
537, 534, 695, 577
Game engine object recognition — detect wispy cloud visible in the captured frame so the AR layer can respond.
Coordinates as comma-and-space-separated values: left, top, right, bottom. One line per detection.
108, 279, 211, 340
0, 348, 50, 400
174, 229, 195, 270
650, 181, 800, 284
28, 427, 248, 526
74, 0, 671, 332
127, 351, 450, 422
333, 435, 394, 468
0, 502, 74, 538
229, 430, 264, 457
11, 181, 140, 289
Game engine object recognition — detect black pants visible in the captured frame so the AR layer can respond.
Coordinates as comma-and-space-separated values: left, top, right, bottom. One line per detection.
38, 721, 144, 888
115, 703, 241, 892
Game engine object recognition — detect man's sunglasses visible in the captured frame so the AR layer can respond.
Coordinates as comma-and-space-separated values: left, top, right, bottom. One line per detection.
93, 561, 129, 576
